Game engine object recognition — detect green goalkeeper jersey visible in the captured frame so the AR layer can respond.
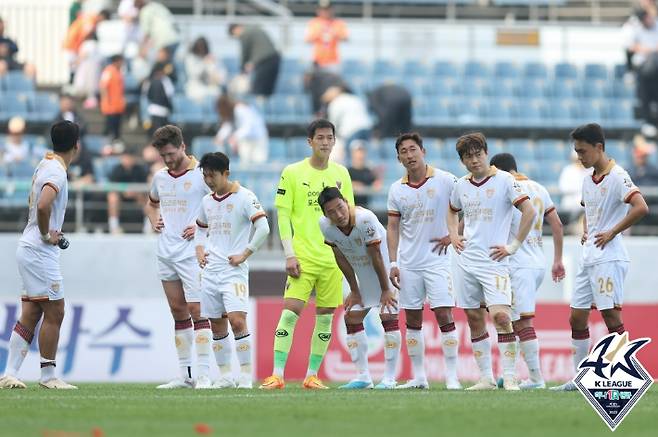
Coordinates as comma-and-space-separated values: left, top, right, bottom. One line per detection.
275, 158, 354, 267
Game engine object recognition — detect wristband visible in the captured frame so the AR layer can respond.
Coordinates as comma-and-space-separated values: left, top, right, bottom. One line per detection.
41, 232, 50, 242
281, 239, 296, 259
505, 239, 522, 255
390, 261, 398, 268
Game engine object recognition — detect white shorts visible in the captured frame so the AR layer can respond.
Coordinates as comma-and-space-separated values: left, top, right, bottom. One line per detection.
157, 256, 201, 302
510, 267, 545, 321
399, 265, 455, 310
16, 245, 64, 301
342, 282, 400, 315
200, 269, 249, 318
572, 261, 629, 311
455, 262, 512, 309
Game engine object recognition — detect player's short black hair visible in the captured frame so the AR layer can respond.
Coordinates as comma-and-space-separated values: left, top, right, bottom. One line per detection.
456, 132, 488, 160
318, 186, 345, 212
199, 152, 230, 173
570, 123, 605, 150
50, 120, 79, 153
490, 153, 518, 172
395, 132, 424, 153
307, 119, 336, 139
109, 54, 123, 63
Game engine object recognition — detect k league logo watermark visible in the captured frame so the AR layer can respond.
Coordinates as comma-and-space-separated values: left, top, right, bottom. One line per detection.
574, 332, 653, 431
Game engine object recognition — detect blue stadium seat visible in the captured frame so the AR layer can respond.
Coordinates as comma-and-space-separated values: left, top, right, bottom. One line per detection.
536, 139, 570, 162
432, 78, 458, 97
605, 100, 638, 128
84, 135, 109, 156
7, 160, 35, 179
548, 98, 579, 127
341, 59, 369, 77
483, 98, 515, 127
609, 80, 634, 99
268, 138, 287, 163
414, 97, 453, 126
280, 58, 304, 75
613, 64, 627, 80
433, 61, 459, 79
373, 60, 399, 77
0, 91, 29, 119
489, 79, 516, 98
584, 63, 608, 80
403, 60, 430, 77
453, 99, 484, 124
287, 137, 310, 160
92, 156, 121, 183
606, 140, 630, 167
27, 92, 59, 122
517, 98, 547, 126
274, 74, 303, 95
517, 79, 546, 98
191, 136, 218, 159
461, 79, 489, 97
494, 61, 521, 79
523, 62, 548, 79
579, 99, 606, 124
506, 139, 536, 161
548, 79, 579, 98
581, 80, 606, 98
463, 61, 491, 79
554, 62, 579, 80
171, 94, 205, 124
221, 57, 240, 76
3, 71, 35, 92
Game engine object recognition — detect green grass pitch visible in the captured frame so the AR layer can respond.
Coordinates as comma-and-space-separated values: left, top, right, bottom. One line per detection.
1, 384, 656, 437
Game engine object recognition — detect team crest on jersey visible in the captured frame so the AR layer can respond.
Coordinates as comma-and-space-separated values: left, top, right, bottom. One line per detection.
252, 198, 262, 210
184, 181, 192, 191
427, 188, 435, 198
575, 332, 653, 431
365, 226, 375, 238
227, 204, 234, 212
486, 188, 495, 198
601, 187, 607, 196
513, 181, 523, 193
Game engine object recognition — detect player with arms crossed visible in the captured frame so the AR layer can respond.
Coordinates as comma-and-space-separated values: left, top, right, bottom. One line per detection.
195, 152, 270, 389
387, 132, 462, 390
552, 123, 648, 391
0, 121, 79, 389
144, 125, 213, 389
443, 133, 536, 391
260, 119, 354, 390
489, 153, 565, 389
318, 187, 400, 389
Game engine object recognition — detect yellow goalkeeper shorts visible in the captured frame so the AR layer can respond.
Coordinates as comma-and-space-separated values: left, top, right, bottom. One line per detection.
283, 262, 343, 308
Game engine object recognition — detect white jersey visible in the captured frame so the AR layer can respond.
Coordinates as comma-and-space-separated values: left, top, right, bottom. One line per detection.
149, 157, 210, 261
196, 182, 266, 274
449, 166, 529, 267
509, 175, 555, 269
387, 165, 456, 269
19, 153, 69, 258
581, 160, 640, 266
320, 206, 390, 297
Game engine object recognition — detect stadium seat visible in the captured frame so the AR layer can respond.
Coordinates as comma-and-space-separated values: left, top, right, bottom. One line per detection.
494, 61, 521, 79
517, 79, 547, 98
605, 100, 638, 128
171, 94, 205, 124
548, 79, 579, 98
403, 60, 430, 77
517, 98, 547, 126
287, 137, 310, 160
373, 60, 399, 77
7, 160, 35, 179
488, 79, 516, 98
605, 140, 630, 166
483, 98, 515, 127
342, 59, 369, 77
609, 80, 634, 99
84, 135, 109, 156
523, 62, 548, 79
221, 57, 240, 76
461, 79, 489, 97
584, 63, 608, 80
581, 80, 606, 99
27, 92, 59, 122
92, 156, 121, 183
2, 71, 36, 92
268, 138, 288, 163
554, 62, 579, 80
548, 98, 579, 127
579, 99, 606, 124
191, 136, 218, 159
506, 139, 536, 161
433, 61, 459, 79
536, 139, 570, 162
0, 91, 29, 119
463, 61, 491, 79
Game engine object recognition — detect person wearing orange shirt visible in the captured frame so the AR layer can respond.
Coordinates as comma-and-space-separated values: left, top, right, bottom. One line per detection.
305, 2, 348, 70
99, 54, 126, 141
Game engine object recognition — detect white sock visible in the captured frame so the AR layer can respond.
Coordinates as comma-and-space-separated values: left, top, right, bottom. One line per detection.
235, 334, 252, 376
4, 323, 32, 377
383, 329, 401, 382
471, 332, 494, 381
406, 327, 426, 381
174, 319, 193, 380
109, 216, 120, 231
572, 329, 591, 374
213, 334, 232, 376
40, 358, 56, 382
194, 321, 212, 378
346, 326, 370, 381
440, 323, 459, 383
497, 332, 517, 379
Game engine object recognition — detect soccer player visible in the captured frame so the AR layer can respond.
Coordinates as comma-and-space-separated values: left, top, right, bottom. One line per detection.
552, 123, 649, 391
387, 132, 462, 390
489, 153, 565, 389
260, 119, 354, 390
444, 133, 536, 391
0, 121, 79, 389
195, 152, 270, 389
318, 187, 400, 389
144, 125, 213, 389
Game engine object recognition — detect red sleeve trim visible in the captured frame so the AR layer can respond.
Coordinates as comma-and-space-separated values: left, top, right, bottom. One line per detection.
624, 189, 641, 204
387, 211, 401, 217
250, 212, 267, 223
42, 182, 59, 194
513, 195, 530, 207
449, 204, 461, 212
148, 194, 160, 204
365, 239, 381, 247
324, 240, 336, 247
544, 206, 556, 216
196, 220, 208, 229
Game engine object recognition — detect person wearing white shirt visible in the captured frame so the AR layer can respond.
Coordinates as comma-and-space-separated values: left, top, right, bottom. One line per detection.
215, 95, 268, 165
323, 86, 372, 163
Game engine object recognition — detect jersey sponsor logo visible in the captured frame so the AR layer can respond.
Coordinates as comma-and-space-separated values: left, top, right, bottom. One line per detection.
318, 333, 331, 342
486, 188, 495, 198
277, 188, 286, 195
184, 181, 192, 191
575, 332, 653, 431
302, 182, 310, 188
427, 188, 435, 198
275, 329, 289, 338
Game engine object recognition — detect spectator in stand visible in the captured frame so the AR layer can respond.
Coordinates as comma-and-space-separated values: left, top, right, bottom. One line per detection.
559, 150, 592, 234
107, 151, 149, 234
322, 85, 372, 163
367, 84, 412, 138
117, 0, 141, 54
303, 64, 345, 116
144, 61, 175, 136
99, 54, 126, 141
228, 23, 281, 98
625, 7, 658, 133
215, 94, 269, 164
630, 134, 658, 186
347, 141, 381, 208
63, 9, 110, 83
70, 34, 102, 108
0, 17, 18, 65
134, 0, 180, 61
54, 93, 87, 138
1, 117, 44, 170
305, 1, 349, 72
184, 36, 226, 103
